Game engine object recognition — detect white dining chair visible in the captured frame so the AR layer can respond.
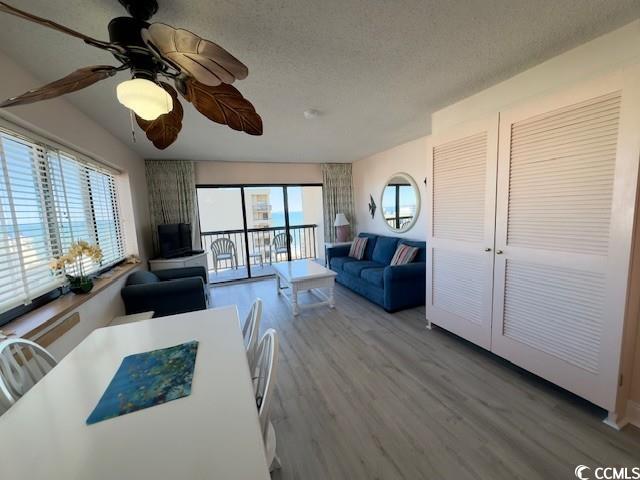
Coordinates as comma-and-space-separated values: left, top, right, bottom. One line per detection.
243, 298, 263, 371
0, 338, 57, 407
254, 328, 280, 472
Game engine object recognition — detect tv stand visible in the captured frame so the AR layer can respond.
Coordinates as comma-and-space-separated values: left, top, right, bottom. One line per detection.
149, 251, 208, 272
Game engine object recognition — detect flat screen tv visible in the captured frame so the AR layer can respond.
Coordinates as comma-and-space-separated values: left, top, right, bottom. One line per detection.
158, 223, 192, 258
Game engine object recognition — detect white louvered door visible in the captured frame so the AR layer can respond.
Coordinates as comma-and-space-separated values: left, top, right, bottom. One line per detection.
426, 115, 499, 349
491, 68, 640, 410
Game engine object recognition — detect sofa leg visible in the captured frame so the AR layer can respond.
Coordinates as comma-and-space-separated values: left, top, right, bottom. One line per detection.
426, 318, 432, 330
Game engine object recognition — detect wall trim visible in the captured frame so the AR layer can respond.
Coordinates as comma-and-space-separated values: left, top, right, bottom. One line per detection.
627, 400, 640, 428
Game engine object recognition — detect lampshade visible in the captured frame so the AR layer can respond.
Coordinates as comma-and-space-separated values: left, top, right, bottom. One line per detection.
116, 78, 173, 121
334, 213, 350, 227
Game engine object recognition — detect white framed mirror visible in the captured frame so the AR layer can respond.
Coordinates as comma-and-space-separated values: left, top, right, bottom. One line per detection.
381, 172, 420, 233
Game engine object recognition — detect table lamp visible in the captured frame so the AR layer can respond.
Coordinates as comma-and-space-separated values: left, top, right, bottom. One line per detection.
334, 213, 350, 242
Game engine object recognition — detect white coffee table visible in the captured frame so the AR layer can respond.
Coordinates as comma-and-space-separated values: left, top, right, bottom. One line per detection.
273, 260, 337, 316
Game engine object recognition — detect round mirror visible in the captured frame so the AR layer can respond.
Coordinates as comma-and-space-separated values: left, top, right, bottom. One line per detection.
381, 173, 420, 233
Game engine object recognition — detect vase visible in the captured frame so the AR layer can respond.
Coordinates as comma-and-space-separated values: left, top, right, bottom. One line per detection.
68, 276, 94, 294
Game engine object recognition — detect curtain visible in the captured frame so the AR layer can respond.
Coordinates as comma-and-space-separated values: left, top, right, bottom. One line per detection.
322, 163, 356, 242
145, 160, 200, 254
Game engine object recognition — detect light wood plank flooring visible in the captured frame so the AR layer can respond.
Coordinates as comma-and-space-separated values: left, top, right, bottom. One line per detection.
211, 278, 640, 480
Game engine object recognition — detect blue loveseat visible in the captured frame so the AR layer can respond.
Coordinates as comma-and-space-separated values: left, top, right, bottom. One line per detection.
326, 233, 426, 312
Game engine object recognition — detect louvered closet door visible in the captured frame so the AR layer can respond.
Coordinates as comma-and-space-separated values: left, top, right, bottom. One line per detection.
426, 115, 499, 349
491, 68, 640, 410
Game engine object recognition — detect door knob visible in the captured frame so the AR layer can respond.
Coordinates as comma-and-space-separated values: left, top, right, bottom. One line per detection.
484, 247, 492, 252
496, 250, 503, 255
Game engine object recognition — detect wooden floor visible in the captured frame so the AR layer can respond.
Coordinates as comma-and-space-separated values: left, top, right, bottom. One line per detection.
211, 279, 640, 480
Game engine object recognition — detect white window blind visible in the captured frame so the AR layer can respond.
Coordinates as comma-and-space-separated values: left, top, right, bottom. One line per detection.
0, 126, 124, 314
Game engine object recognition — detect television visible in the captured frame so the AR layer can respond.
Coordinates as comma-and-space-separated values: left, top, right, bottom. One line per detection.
158, 223, 192, 258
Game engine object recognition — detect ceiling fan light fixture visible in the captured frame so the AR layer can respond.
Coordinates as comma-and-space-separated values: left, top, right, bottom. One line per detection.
116, 78, 172, 120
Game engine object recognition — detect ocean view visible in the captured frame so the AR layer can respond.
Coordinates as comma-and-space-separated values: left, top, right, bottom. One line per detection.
271, 211, 305, 226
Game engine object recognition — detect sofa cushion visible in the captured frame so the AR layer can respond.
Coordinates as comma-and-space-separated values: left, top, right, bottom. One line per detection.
330, 256, 358, 272
343, 260, 383, 277
399, 239, 427, 263
372, 236, 400, 265
360, 267, 384, 288
390, 244, 419, 266
357, 233, 378, 260
348, 236, 368, 260
126, 270, 160, 286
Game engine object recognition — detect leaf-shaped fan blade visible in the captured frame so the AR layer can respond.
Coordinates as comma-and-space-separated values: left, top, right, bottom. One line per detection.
182, 78, 262, 136
0, 2, 114, 50
142, 23, 248, 87
0, 66, 118, 108
135, 83, 184, 150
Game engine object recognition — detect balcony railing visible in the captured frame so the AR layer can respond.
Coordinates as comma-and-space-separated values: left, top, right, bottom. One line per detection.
200, 224, 318, 273
252, 202, 272, 212
384, 215, 413, 229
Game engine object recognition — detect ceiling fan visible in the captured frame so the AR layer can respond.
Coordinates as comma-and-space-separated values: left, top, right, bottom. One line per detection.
0, 0, 262, 149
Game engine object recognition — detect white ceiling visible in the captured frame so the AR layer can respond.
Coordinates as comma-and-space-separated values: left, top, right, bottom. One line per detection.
0, 0, 638, 163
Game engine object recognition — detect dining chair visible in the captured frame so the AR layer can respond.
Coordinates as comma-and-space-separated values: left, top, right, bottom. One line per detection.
0, 338, 57, 407
210, 238, 238, 273
254, 328, 280, 472
242, 298, 263, 371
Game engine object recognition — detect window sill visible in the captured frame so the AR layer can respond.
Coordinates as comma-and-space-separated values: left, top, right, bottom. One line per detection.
1, 263, 139, 340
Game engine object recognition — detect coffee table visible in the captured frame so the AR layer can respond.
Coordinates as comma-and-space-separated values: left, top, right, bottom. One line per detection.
273, 260, 337, 316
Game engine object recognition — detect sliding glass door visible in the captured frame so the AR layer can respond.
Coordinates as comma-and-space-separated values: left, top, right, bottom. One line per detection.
197, 187, 248, 282
197, 184, 323, 284
244, 186, 286, 279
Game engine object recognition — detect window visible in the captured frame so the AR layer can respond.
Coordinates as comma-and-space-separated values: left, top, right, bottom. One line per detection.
0, 126, 124, 317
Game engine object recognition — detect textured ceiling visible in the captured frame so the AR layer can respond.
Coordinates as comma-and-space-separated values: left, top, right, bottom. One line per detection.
0, 0, 638, 163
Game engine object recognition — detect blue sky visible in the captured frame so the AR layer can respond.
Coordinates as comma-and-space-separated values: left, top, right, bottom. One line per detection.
382, 185, 416, 212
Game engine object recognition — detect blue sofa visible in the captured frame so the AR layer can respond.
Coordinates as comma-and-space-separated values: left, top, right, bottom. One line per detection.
326, 233, 426, 312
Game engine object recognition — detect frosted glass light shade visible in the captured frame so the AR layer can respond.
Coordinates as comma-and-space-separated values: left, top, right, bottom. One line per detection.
116, 78, 172, 121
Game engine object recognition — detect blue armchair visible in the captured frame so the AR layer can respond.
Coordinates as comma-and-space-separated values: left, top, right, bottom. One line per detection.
326, 233, 426, 312
121, 267, 210, 318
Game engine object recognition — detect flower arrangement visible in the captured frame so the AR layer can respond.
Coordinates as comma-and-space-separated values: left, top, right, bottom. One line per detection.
49, 240, 103, 294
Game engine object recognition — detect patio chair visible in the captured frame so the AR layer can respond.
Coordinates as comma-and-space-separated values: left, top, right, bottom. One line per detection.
270, 233, 291, 264
210, 238, 238, 273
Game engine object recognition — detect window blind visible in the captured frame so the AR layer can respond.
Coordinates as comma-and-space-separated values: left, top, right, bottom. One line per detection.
0, 126, 124, 315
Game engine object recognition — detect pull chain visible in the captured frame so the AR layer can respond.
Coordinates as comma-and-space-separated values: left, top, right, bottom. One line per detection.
129, 109, 136, 143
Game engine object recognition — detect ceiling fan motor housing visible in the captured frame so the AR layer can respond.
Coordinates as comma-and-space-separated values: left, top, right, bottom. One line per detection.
108, 16, 157, 80
117, 0, 158, 21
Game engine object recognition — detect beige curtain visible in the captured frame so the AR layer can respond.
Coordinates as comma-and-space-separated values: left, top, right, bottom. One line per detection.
322, 163, 356, 242
145, 160, 200, 254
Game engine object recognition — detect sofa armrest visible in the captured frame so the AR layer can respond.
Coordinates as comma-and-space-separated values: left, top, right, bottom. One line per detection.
383, 262, 426, 312
154, 266, 207, 285
384, 262, 426, 283
121, 277, 207, 317
326, 245, 351, 265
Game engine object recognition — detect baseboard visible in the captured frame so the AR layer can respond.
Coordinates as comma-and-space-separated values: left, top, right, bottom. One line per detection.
627, 400, 640, 428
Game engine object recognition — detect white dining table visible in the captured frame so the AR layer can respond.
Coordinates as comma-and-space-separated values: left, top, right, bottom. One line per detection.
0, 306, 271, 480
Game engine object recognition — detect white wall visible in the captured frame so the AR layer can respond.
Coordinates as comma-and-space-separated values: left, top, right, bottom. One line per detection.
352, 136, 428, 240
195, 160, 322, 185
0, 50, 152, 260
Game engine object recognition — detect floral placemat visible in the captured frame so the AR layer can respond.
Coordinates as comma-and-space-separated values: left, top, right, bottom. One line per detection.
87, 340, 199, 425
